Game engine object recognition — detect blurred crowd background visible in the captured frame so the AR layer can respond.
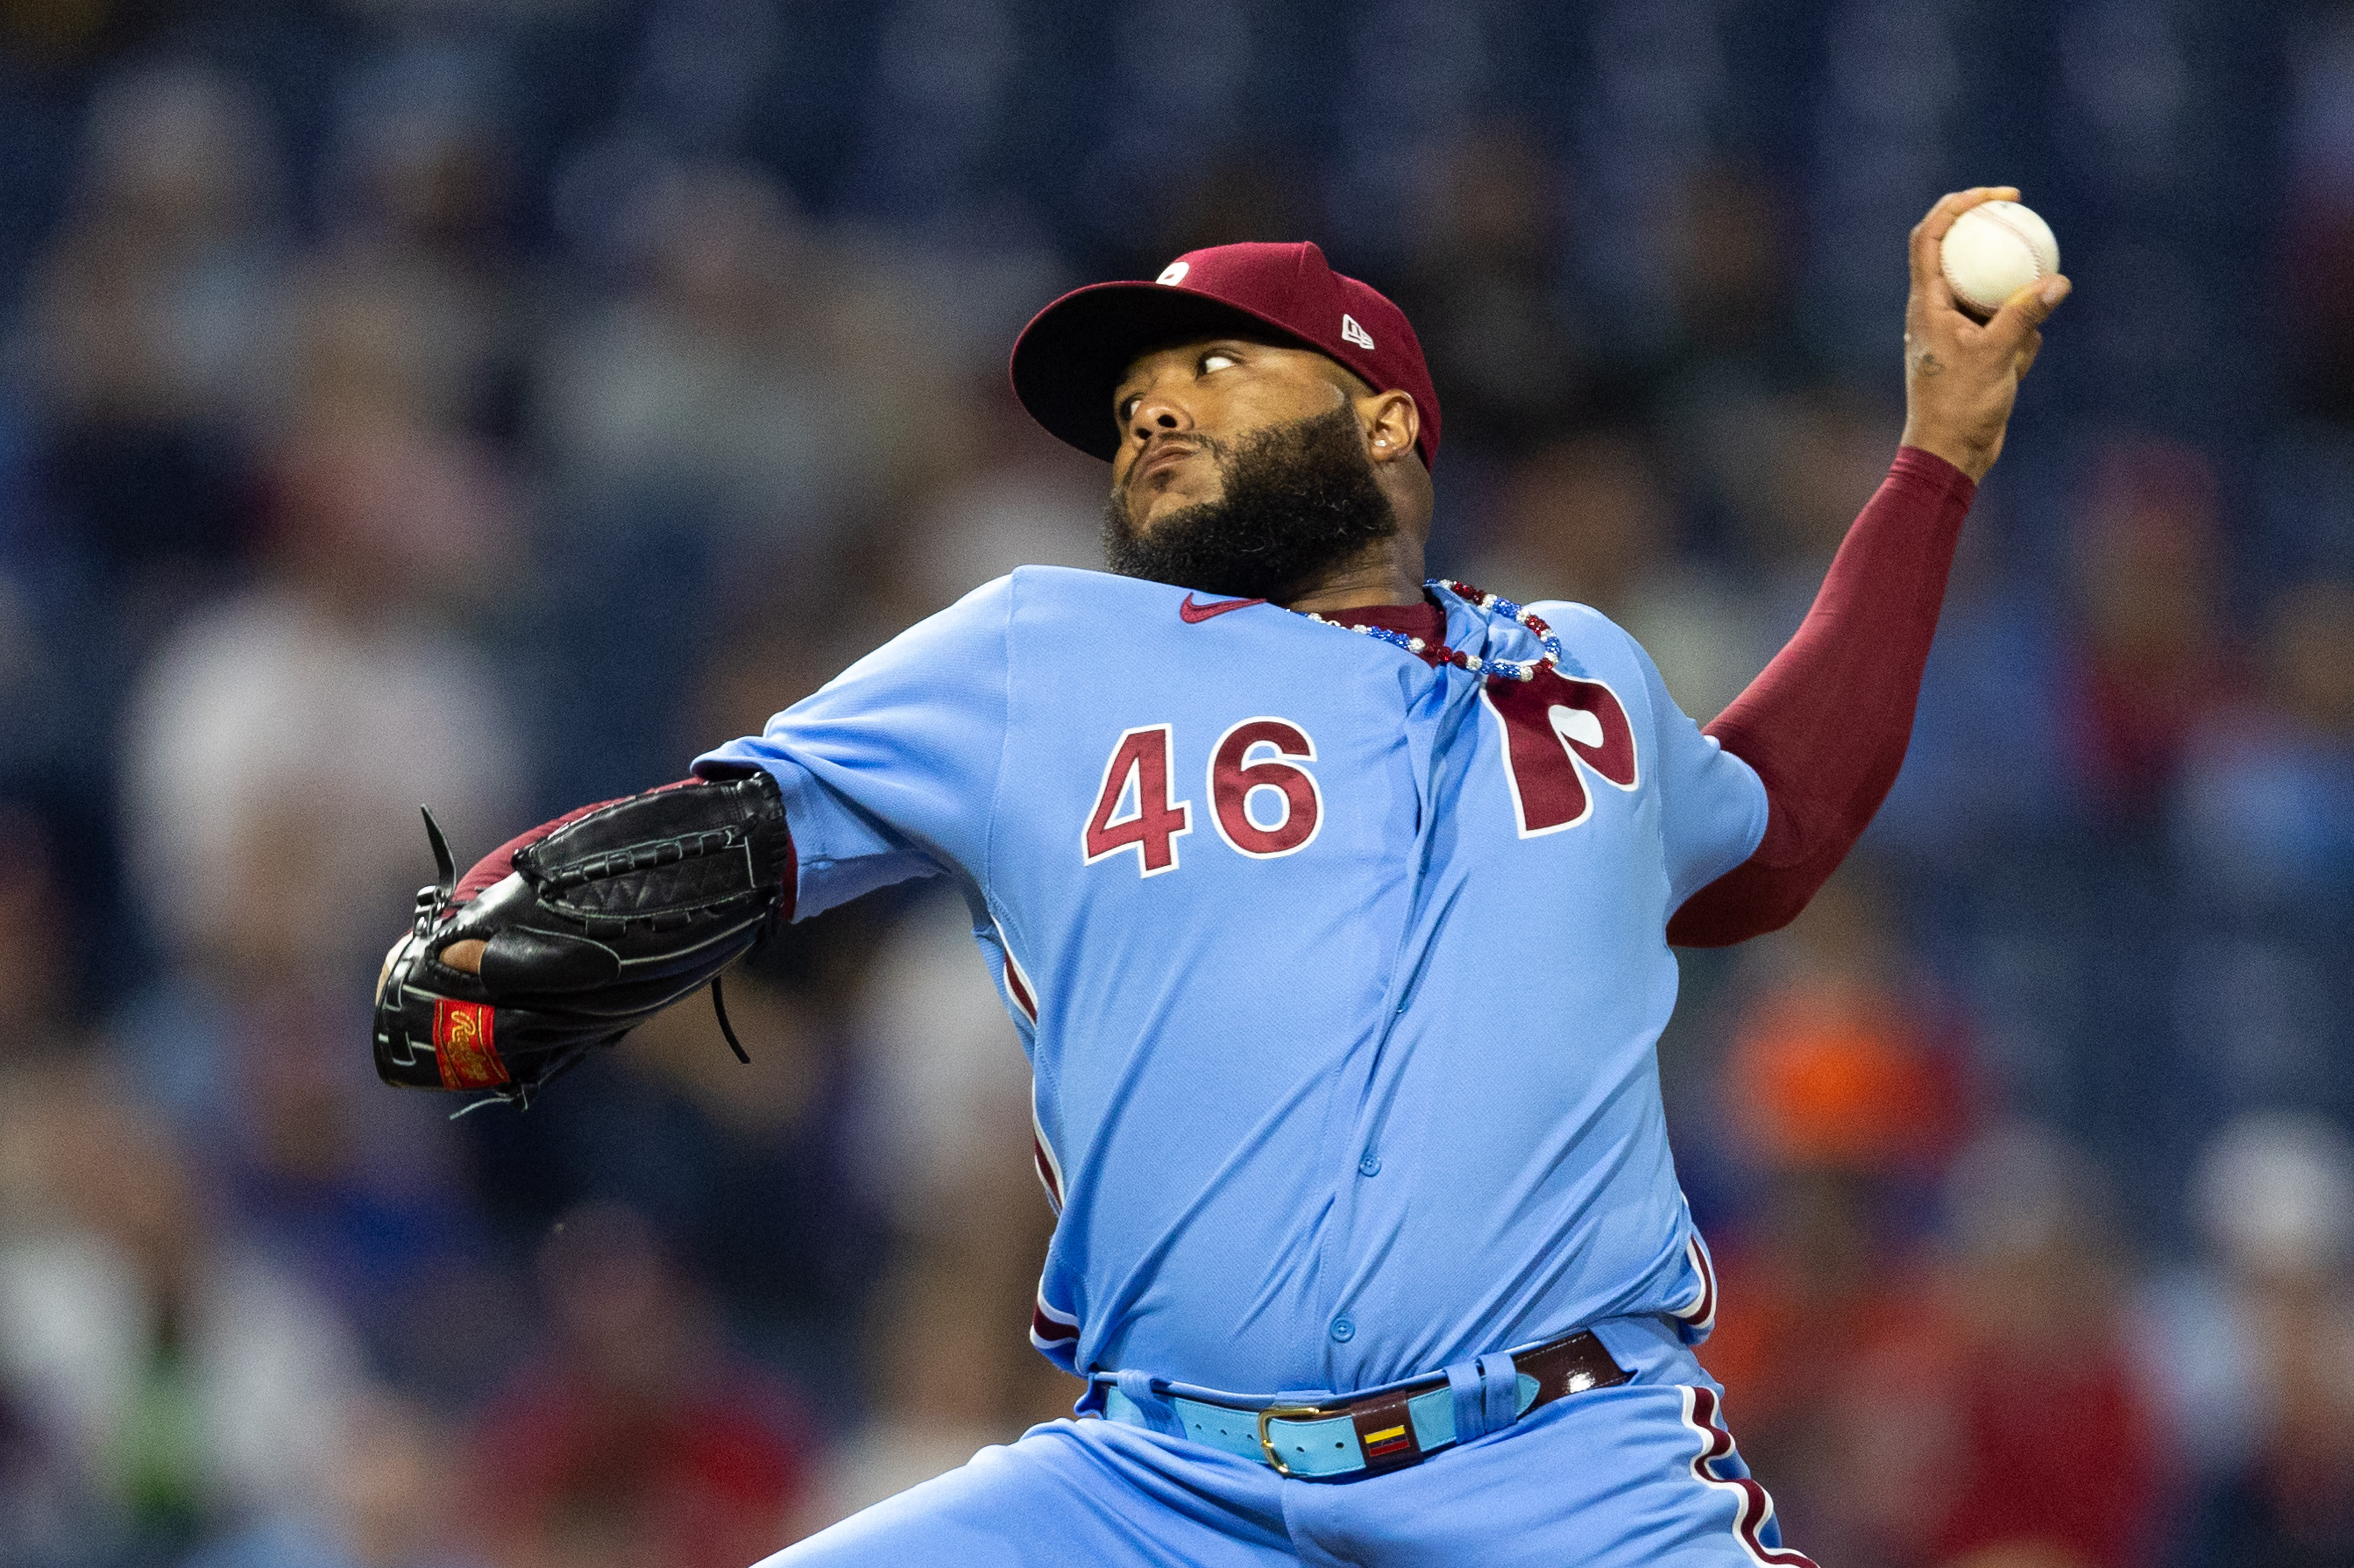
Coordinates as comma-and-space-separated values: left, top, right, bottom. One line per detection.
0, 2, 2349, 1567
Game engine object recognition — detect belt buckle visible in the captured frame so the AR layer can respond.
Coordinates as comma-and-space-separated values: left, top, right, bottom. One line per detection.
1255, 1404, 1329, 1477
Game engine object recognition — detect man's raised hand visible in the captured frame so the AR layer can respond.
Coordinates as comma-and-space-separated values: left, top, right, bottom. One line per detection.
1899, 187, 2071, 483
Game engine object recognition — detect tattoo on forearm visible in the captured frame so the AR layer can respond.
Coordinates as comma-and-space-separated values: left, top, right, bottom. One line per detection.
1917, 351, 1946, 376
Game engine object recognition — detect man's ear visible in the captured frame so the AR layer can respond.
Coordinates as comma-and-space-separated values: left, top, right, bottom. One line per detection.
1359, 390, 1420, 465
1360, 389, 1434, 536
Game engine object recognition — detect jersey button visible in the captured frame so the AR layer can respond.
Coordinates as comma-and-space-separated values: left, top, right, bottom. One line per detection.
1358, 1151, 1382, 1177
1329, 1317, 1355, 1342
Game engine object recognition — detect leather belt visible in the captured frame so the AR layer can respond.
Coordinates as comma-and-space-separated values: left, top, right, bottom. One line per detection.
1100, 1329, 1628, 1482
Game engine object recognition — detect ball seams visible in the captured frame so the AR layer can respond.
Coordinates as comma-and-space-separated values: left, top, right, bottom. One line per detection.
1940, 201, 2056, 316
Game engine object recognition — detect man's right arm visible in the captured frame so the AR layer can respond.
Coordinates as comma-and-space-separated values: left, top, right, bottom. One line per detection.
1666, 188, 2068, 947
1664, 449, 1974, 946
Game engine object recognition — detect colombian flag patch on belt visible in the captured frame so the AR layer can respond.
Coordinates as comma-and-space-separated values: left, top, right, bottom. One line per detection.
1362, 1423, 1411, 1460
433, 999, 508, 1090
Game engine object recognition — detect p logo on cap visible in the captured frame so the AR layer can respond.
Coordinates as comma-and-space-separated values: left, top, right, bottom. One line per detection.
1011, 240, 1442, 469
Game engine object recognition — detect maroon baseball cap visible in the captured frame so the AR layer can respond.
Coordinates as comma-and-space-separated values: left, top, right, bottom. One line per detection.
1010, 240, 1442, 470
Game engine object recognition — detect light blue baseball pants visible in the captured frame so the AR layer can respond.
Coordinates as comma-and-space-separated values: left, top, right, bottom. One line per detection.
760, 1319, 1813, 1568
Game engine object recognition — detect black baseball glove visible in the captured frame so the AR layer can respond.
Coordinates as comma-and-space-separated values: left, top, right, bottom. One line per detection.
372, 772, 792, 1107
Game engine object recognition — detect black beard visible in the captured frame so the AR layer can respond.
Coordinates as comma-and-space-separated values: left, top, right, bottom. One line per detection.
1103, 405, 1400, 603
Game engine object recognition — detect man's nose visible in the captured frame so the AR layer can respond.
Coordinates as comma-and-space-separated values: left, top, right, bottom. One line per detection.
1128, 391, 1194, 446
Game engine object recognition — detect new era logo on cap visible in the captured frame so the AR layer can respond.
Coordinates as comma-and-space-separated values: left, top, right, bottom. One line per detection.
1009, 240, 1443, 469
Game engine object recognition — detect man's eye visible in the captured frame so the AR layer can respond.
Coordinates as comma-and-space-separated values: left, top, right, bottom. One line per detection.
1118, 396, 1140, 422
1201, 352, 1237, 373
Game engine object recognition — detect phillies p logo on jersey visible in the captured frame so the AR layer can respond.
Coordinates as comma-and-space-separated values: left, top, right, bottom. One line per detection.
1482, 669, 1639, 836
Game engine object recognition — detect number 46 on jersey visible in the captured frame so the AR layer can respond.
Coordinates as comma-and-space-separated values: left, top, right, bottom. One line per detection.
1078, 673, 1639, 879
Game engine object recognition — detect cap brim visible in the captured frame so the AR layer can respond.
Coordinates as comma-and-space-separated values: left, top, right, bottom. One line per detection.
1009, 282, 1325, 463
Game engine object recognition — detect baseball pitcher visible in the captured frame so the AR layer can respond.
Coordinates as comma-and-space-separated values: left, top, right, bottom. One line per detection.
373, 188, 2066, 1566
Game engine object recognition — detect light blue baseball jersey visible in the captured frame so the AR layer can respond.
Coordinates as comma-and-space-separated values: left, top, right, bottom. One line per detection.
698, 568, 1766, 1401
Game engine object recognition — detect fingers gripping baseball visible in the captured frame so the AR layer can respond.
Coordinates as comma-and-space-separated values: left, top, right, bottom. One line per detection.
1900, 187, 2070, 483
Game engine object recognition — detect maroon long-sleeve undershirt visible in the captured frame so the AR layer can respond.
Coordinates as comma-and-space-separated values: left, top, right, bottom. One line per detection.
1665, 446, 1976, 946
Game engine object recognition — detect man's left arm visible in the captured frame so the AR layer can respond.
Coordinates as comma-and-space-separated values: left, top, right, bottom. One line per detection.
1668, 187, 2070, 947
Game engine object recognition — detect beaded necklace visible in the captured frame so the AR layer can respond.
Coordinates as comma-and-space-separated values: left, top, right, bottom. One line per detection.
1300, 579, 1563, 682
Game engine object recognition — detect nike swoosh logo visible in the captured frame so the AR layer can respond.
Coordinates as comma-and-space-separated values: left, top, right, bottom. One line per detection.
1179, 594, 1266, 623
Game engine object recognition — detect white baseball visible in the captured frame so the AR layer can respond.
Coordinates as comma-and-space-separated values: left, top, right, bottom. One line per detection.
1938, 200, 2060, 318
